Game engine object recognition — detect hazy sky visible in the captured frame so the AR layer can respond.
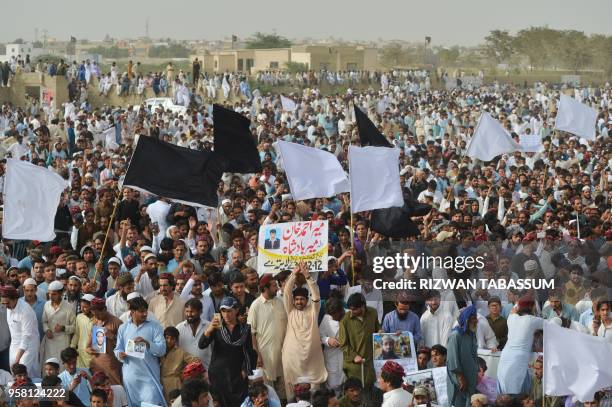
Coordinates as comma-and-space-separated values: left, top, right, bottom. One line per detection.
2, 0, 609, 46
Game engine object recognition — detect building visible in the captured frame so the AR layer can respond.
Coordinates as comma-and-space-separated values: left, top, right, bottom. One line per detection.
0, 42, 44, 62
197, 44, 379, 73
291, 45, 378, 71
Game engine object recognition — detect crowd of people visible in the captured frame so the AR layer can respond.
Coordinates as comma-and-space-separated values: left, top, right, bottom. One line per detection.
0, 60, 610, 407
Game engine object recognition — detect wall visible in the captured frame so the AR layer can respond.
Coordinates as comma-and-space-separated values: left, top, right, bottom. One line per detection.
291, 52, 312, 68
363, 48, 379, 70
253, 49, 291, 71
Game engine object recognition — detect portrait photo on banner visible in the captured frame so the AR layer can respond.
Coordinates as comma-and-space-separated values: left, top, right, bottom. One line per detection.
91, 326, 106, 354
373, 331, 417, 382
404, 368, 449, 406
257, 220, 328, 274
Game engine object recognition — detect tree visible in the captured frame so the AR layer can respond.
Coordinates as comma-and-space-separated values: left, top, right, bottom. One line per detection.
32, 41, 43, 48
589, 34, 612, 76
558, 30, 591, 73
89, 46, 129, 59
246, 32, 291, 49
483, 30, 515, 64
285, 61, 309, 73
514, 27, 558, 70
380, 43, 410, 68
12, 38, 24, 44
148, 44, 191, 58
437, 46, 460, 67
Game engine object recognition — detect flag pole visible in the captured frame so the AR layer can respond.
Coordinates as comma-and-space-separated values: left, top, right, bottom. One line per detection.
349, 194, 356, 286
94, 189, 121, 281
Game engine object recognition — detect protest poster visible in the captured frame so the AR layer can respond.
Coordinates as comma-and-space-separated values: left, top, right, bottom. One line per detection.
404, 367, 449, 406
126, 339, 146, 359
373, 331, 417, 384
91, 326, 106, 354
478, 349, 540, 382
257, 220, 328, 274
519, 133, 543, 152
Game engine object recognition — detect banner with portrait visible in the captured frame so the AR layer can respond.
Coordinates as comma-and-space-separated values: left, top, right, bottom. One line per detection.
404, 367, 449, 406
373, 331, 417, 383
257, 220, 328, 275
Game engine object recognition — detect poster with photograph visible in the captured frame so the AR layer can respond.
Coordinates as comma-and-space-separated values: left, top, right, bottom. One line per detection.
91, 326, 106, 354
126, 339, 146, 359
257, 220, 328, 274
404, 367, 449, 407
373, 331, 417, 383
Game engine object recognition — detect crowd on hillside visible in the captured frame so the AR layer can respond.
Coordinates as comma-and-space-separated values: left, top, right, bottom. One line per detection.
0, 62, 610, 407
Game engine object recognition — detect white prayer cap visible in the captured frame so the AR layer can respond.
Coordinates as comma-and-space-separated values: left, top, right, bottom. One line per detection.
23, 278, 37, 287
81, 294, 95, 302
221, 199, 232, 206
107, 257, 121, 266
281, 194, 293, 202
127, 292, 142, 302
295, 377, 311, 385
144, 253, 157, 262
248, 369, 264, 381
48, 281, 64, 291
69, 275, 82, 283
45, 358, 60, 366
139, 245, 154, 253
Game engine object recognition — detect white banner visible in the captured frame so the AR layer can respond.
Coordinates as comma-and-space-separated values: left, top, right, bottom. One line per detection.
257, 221, 328, 275
519, 133, 543, 153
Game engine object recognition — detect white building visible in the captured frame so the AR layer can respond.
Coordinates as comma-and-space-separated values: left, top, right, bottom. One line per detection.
0, 42, 44, 62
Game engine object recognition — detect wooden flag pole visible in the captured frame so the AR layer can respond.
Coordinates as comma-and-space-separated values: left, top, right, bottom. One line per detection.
93, 189, 122, 282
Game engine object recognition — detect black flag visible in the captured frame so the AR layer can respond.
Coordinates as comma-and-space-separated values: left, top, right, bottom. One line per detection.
370, 196, 432, 238
354, 105, 392, 147
123, 136, 222, 207
213, 104, 262, 173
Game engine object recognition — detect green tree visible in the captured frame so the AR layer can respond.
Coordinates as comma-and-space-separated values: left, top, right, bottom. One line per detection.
12, 38, 24, 44
483, 30, 515, 64
380, 43, 410, 68
148, 44, 191, 58
589, 34, 612, 76
557, 30, 591, 73
514, 27, 558, 69
285, 61, 309, 73
89, 46, 129, 58
437, 46, 460, 67
246, 32, 291, 49
32, 41, 43, 48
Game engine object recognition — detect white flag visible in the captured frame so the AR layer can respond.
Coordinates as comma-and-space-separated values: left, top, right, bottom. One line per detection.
466, 112, 522, 161
2, 159, 68, 241
555, 94, 597, 140
280, 95, 297, 112
348, 145, 403, 213
275, 141, 349, 200
544, 321, 612, 402
102, 126, 119, 151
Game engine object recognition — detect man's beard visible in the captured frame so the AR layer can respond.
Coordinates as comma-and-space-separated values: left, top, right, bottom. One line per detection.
66, 291, 80, 302
397, 312, 408, 320
186, 316, 200, 325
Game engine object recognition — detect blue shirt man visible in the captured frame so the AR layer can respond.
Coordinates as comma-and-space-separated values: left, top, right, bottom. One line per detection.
381, 293, 423, 344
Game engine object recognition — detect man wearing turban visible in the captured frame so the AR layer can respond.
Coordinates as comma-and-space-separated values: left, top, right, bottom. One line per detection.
446, 305, 478, 407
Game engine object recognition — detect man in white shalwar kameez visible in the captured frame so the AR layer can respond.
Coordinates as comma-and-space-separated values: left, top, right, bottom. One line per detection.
1, 285, 40, 379
318, 297, 345, 395
41, 281, 76, 364
420, 289, 455, 348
